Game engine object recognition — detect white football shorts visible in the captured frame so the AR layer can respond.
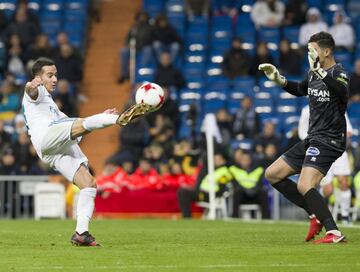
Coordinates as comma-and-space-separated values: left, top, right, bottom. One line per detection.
321, 151, 351, 186
40, 118, 88, 182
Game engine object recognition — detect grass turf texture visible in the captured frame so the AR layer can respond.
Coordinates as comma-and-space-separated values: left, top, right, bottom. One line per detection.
0, 219, 359, 271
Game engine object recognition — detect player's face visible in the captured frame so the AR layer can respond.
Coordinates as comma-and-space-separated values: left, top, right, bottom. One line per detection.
39, 65, 58, 92
308, 42, 330, 67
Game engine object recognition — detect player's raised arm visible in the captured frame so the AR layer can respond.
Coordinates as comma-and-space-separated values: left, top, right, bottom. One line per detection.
308, 44, 348, 100
258, 63, 307, 97
24, 76, 42, 100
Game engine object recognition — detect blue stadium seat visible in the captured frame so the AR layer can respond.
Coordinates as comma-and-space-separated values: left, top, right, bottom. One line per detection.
283, 26, 300, 44
348, 0, 360, 21
258, 27, 280, 44
254, 98, 275, 120
168, 13, 186, 38
166, 0, 184, 14
183, 62, 205, 79
135, 67, 155, 83
231, 139, 254, 151
179, 89, 202, 102
41, 21, 62, 35
348, 102, 360, 118
63, 21, 86, 35
0, 0, 17, 19
203, 99, 227, 114
64, 8, 87, 22
28, 0, 41, 14
236, 13, 253, 27
66, 0, 89, 10
306, 0, 323, 9
143, 0, 164, 18
232, 76, 255, 90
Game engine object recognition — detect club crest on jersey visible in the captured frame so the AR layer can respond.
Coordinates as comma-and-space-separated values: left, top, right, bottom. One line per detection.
306, 147, 320, 156
49, 106, 60, 116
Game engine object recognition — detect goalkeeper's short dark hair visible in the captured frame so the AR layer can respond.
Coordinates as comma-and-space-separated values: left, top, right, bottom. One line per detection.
308, 32, 335, 53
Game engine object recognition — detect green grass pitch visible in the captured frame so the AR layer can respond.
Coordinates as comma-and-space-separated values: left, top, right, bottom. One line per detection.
0, 219, 359, 272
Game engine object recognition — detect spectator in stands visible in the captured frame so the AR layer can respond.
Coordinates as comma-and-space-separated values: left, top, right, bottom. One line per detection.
251, 42, 274, 78
222, 38, 252, 79
230, 151, 269, 218
215, 108, 233, 146
173, 140, 199, 176
145, 143, 168, 173
148, 114, 174, 142
53, 79, 77, 117
6, 7, 39, 49
148, 88, 179, 131
154, 52, 186, 91
118, 11, 153, 84
0, 10, 8, 35
256, 143, 279, 168
299, 8, 328, 46
212, 0, 241, 17
0, 147, 22, 175
254, 121, 281, 154
163, 159, 196, 188
54, 44, 83, 86
329, 10, 355, 51
53, 32, 81, 59
15, 0, 40, 32
279, 39, 302, 76
152, 14, 182, 64
177, 152, 232, 218
283, 0, 307, 26
130, 157, 162, 190
0, 80, 20, 121
349, 59, 360, 102
118, 110, 149, 161
12, 131, 33, 173
185, 0, 210, 20
0, 119, 11, 152
26, 34, 53, 63
251, 0, 285, 28
233, 96, 260, 139
7, 34, 26, 77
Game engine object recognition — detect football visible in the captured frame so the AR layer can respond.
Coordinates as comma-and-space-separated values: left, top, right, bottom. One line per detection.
135, 82, 165, 112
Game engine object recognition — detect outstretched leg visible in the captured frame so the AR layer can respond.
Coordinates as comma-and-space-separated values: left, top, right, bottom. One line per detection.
70, 104, 150, 139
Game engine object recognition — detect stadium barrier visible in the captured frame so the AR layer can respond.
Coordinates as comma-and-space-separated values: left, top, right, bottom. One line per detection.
0, 176, 48, 219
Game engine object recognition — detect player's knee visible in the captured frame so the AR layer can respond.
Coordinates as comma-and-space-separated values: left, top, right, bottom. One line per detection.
297, 181, 310, 195
82, 176, 97, 189
264, 167, 278, 185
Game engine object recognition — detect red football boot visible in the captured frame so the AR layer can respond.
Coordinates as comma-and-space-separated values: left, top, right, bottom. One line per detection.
305, 216, 323, 241
313, 232, 346, 244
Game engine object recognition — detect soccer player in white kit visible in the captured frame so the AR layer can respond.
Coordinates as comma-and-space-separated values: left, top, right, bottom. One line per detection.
299, 105, 353, 223
22, 58, 149, 246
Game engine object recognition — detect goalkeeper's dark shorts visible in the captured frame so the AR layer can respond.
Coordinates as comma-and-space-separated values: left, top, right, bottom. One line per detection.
281, 139, 343, 176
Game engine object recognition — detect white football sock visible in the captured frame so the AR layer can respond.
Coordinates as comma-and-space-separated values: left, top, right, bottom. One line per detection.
339, 189, 351, 218
82, 113, 118, 131
76, 188, 97, 234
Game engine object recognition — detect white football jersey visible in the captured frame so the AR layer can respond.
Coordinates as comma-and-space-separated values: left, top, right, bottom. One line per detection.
22, 85, 67, 157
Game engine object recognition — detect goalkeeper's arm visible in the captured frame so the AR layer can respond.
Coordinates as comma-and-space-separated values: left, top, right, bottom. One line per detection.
258, 63, 307, 97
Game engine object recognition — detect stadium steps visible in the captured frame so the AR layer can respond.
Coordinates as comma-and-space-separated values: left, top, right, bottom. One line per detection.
79, 0, 141, 175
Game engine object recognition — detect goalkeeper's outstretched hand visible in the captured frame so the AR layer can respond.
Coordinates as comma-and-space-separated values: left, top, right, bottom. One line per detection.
258, 63, 286, 86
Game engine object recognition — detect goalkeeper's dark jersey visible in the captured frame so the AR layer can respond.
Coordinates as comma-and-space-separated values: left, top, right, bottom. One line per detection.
284, 63, 349, 152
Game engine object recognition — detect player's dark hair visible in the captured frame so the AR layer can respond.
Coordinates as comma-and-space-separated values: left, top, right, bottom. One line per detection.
31, 57, 55, 77
308, 32, 335, 53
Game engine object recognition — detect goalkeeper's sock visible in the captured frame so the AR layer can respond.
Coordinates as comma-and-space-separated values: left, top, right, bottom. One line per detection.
273, 179, 311, 215
76, 188, 96, 235
82, 113, 118, 131
304, 188, 338, 232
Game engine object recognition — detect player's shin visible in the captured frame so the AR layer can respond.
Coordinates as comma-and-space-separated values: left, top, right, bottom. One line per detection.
340, 189, 351, 222
76, 188, 97, 234
272, 178, 311, 215
304, 188, 340, 234
82, 113, 119, 131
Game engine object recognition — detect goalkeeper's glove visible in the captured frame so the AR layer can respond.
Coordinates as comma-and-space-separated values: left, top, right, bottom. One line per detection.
308, 45, 327, 79
258, 63, 286, 86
